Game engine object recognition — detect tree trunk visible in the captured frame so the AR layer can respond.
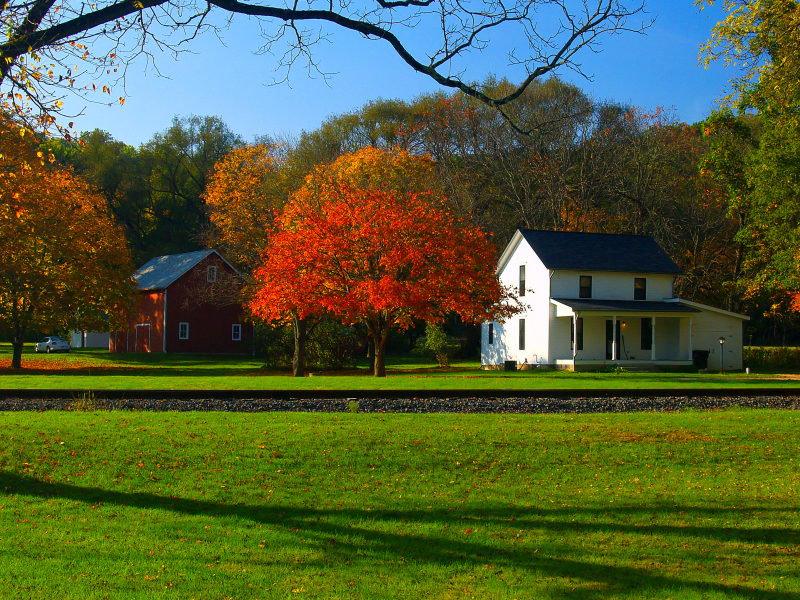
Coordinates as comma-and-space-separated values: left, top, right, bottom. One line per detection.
367, 335, 375, 373
374, 336, 387, 377
293, 316, 307, 377
366, 317, 388, 377
11, 326, 25, 369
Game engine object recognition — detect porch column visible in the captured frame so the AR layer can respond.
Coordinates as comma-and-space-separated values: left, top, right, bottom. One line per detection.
572, 313, 577, 364
612, 315, 617, 362
651, 316, 656, 361
687, 316, 693, 360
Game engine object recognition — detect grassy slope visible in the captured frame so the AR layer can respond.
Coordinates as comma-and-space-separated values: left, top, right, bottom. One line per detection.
1, 346, 798, 390
0, 410, 797, 599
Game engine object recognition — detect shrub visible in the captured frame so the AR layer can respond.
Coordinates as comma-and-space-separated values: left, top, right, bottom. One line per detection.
255, 319, 360, 371
743, 346, 800, 371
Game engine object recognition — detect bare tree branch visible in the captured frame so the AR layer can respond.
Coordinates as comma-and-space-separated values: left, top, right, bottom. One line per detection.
0, 0, 651, 133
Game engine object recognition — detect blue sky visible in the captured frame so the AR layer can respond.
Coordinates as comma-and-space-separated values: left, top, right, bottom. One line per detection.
62, 0, 733, 147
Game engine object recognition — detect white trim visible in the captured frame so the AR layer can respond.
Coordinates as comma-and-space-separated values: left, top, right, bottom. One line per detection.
163, 289, 168, 352
496, 230, 525, 275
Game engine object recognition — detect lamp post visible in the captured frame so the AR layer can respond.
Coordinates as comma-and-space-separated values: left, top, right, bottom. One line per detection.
718, 336, 725, 374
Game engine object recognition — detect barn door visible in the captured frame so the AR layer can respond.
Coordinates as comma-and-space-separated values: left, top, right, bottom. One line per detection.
135, 324, 151, 353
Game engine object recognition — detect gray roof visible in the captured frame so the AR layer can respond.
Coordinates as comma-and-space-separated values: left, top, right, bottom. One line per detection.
552, 298, 700, 314
520, 230, 681, 274
133, 249, 216, 291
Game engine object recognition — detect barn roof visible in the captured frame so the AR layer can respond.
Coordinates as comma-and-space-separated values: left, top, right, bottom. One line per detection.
517, 230, 681, 274
133, 249, 217, 291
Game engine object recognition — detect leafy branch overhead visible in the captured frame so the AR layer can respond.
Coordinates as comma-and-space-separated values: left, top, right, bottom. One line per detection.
0, 0, 649, 132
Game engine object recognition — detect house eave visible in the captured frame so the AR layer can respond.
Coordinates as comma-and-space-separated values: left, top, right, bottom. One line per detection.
665, 298, 750, 321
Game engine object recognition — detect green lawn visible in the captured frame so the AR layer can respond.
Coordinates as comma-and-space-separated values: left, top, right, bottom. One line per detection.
1, 345, 798, 390
0, 410, 797, 598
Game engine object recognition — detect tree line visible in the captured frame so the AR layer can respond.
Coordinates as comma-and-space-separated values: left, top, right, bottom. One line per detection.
47, 76, 792, 346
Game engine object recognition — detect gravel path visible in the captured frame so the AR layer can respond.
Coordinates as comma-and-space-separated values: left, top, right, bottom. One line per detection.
0, 395, 798, 413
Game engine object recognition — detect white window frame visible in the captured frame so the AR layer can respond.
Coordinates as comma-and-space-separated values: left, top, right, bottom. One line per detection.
207, 265, 217, 282
232, 323, 242, 341
179, 322, 189, 340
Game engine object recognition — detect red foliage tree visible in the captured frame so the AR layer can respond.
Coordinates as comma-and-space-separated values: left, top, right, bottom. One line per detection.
251, 182, 514, 376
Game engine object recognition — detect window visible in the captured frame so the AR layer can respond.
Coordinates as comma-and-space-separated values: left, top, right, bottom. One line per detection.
207, 265, 217, 282
519, 319, 525, 351
519, 265, 526, 296
571, 317, 584, 351
641, 317, 652, 350
179, 322, 189, 340
232, 324, 242, 341
634, 277, 646, 300
579, 275, 592, 298
488, 323, 494, 345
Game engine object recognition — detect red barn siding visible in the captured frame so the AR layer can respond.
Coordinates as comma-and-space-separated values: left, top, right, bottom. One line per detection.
111, 252, 252, 354
111, 291, 165, 353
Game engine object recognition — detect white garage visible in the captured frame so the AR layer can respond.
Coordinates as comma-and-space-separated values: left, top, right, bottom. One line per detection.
669, 299, 749, 371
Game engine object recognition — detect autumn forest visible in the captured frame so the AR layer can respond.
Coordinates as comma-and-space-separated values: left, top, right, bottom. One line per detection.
23, 76, 790, 346
3, 1, 800, 370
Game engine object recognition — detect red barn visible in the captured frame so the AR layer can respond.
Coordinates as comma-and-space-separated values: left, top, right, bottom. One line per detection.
110, 249, 252, 354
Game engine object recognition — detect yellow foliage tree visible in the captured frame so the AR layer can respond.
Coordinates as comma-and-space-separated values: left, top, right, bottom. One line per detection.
204, 143, 292, 272
0, 117, 136, 368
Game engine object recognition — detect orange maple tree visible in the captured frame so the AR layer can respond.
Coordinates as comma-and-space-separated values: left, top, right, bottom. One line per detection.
251, 177, 514, 377
0, 117, 136, 368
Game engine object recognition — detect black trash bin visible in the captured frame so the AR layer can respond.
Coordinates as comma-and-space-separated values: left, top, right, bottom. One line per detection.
504, 360, 517, 372
692, 350, 710, 370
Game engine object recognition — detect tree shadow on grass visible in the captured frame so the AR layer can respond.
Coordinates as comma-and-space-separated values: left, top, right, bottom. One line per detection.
1, 471, 797, 599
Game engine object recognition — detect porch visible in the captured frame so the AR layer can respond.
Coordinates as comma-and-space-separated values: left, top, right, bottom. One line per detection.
551, 298, 701, 371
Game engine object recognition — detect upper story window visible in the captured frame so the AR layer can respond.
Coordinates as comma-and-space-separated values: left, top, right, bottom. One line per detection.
579, 275, 592, 299
232, 324, 242, 341
488, 323, 494, 345
519, 265, 526, 296
634, 277, 646, 300
207, 265, 217, 282
179, 322, 189, 340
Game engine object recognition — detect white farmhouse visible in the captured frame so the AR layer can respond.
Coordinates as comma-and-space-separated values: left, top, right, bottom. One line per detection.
482, 230, 749, 371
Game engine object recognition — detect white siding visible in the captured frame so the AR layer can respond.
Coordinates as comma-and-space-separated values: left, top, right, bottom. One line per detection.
654, 317, 681, 360
550, 271, 674, 300
482, 234, 551, 365
690, 309, 745, 370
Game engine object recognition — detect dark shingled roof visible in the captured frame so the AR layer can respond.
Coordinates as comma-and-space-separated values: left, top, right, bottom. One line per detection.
552, 299, 700, 314
134, 249, 215, 291
519, 230, 681, 274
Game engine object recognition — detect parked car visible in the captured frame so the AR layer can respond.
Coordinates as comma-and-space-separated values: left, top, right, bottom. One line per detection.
34, 336, 71, 353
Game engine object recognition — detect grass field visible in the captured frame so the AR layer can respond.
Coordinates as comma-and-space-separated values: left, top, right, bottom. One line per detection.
0, 409, 797, 599
1, 345, 799, 390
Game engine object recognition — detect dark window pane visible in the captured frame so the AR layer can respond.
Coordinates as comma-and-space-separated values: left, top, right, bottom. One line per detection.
579, 276, 592, 299
641, 317, 652, 350
634, 278, 646, 300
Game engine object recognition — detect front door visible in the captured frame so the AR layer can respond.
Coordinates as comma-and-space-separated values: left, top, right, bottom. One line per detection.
606, 320, 620, 360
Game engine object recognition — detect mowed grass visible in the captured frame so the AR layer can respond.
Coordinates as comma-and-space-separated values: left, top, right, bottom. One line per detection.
1, 345, 799, 390
0, 409, 798, 599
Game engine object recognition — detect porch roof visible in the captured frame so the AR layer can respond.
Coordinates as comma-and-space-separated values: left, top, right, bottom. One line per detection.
552, 298, 701, 315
